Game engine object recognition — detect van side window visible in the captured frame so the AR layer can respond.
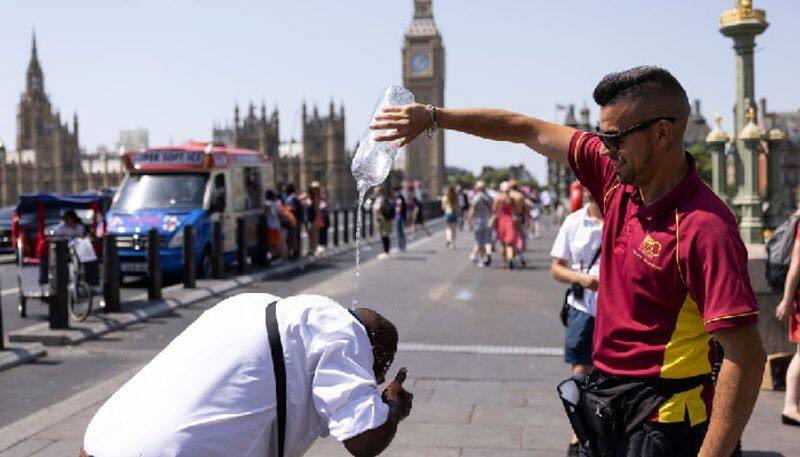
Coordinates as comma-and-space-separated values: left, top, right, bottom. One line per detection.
212, 174, 226, 212
243, 167, 263, 210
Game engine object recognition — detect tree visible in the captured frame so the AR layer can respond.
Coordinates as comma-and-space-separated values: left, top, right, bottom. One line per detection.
688, 144, 713, 186
447, 171, 476, 189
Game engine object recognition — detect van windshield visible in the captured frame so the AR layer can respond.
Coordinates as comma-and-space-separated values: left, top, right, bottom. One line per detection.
113, 174, 208, 212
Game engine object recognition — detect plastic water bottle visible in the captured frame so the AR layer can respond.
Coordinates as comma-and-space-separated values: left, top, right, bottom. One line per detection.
351, 85, 415, 194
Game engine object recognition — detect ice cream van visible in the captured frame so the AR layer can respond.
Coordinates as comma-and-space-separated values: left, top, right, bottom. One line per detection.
109, 141, 273, 277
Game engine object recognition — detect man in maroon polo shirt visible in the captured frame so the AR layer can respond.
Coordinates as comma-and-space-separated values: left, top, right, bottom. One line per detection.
370, 66, 766, 457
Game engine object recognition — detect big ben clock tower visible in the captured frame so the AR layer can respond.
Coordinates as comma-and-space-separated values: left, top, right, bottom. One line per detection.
403, 0, 445, 195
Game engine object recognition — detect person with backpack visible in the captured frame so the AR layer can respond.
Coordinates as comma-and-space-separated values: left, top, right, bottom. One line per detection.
773, 213, 800, 427
373, 186, 393, 259
263, 190, 287, 262
468, 180, 493, 267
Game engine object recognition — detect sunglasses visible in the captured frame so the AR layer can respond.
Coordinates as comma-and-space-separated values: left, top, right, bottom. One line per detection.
594, 116, 676, 151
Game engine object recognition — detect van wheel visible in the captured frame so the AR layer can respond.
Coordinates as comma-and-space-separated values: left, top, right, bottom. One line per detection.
198, 246, 213, 279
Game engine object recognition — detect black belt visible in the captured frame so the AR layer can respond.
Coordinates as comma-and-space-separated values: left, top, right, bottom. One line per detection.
266, 300, 286, 457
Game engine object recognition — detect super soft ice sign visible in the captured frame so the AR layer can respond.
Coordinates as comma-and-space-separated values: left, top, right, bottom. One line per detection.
130, 150, 204, 169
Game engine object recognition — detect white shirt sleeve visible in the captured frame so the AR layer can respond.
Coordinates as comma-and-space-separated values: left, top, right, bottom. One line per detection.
550, 218, 572, 262
309, 319, 389, 441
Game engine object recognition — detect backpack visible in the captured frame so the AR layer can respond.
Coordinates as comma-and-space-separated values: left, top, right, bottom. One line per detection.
379, 197, 395, 220
765, 213, 800, 289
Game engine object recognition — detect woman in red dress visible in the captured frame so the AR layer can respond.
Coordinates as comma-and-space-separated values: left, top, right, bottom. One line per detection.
776, 218, 800, 426
493, 181, 517, 269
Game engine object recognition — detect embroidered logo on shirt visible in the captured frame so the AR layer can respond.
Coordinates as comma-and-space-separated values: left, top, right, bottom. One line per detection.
639, 235, 663, 259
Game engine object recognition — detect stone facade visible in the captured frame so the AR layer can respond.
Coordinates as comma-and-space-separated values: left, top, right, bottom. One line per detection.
684, 99, 712, 148
213, 101, 356, 205
402, 0, 446, 196
0, 35, 122, 206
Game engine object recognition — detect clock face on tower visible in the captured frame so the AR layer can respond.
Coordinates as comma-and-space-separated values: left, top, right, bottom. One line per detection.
410, 50, 431, 76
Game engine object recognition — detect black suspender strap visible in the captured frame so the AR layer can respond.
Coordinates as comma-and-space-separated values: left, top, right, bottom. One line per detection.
266, 300, 286, 457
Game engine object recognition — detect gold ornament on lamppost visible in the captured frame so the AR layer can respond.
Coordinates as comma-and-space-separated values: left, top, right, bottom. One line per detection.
706, 114, 731, 202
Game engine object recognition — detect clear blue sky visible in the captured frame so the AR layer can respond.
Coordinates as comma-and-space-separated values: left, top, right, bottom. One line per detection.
1, 1, 798, 183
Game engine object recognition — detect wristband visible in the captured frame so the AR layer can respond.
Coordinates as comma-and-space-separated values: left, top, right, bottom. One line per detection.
425, 104, 437, 139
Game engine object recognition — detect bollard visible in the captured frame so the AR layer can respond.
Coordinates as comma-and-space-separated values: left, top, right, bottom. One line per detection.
0, 273, 5, 349
236, 217, 246, 273
343, 207, 349, 244
147, 228, 162, 300
333, 209, 340, 247
351, 206, 358, 241
183, 225, 196, 289
212, 220, 224, 279
38, 241, 49, 286
256, 214, 267, 265
368, 207, 374, 238
103, 234, 121, 312
360, 207, 367, 238
49, 240, 69, 329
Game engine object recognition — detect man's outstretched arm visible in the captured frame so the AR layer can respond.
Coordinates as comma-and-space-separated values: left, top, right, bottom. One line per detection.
370, 104, 575, 165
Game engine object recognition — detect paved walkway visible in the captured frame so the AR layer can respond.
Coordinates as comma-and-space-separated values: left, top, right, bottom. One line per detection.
0, 224, 796, 456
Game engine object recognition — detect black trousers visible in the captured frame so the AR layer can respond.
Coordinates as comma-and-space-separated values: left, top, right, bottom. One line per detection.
580, 419, 708, 457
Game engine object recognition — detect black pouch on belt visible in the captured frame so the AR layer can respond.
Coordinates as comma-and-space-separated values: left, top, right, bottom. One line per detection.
559, 370, 710, 457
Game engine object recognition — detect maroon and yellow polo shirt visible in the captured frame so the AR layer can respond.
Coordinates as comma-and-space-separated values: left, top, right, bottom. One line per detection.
568, 131, 759, 425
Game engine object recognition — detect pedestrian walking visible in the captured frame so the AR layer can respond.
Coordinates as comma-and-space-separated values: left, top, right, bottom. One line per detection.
284, 184, 303, 259
529, 188, 542, 239
81, 293, 413, 457
263, 190, 287, 261
540, 187, 553, 228
458, 186, 470, 231
411, 193, 431, 237
393, 187, 407, 252
467, 180, 493, 267
306, 181, 323, 256
509, 180, 527, 267
370, 65, 766, 457
319, 189, 330, 250
442, 185, 459, 249
775, 211, 800, 427
550, 190, 603, 456
373, 186, 393, 259
493, 182, 517, 269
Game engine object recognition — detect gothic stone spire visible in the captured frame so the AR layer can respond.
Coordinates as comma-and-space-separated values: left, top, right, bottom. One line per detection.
26, 30, 44, 95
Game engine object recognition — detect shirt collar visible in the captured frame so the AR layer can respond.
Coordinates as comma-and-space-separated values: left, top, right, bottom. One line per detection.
626, 152, 701, 218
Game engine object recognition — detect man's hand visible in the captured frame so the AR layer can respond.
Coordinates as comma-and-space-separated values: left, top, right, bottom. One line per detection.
578, 274, 599, 292
343, 369, 412, 457
371, 104, 430, 147
382, 369, 413, 421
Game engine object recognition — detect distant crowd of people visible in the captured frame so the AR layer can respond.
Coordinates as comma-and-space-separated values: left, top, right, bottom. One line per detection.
444, 180, 562, 269
261, 181, 433, 263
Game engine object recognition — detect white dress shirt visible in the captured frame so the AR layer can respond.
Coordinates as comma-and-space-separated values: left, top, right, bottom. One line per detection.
550, 206, 603, 316
83, 293, 389, 457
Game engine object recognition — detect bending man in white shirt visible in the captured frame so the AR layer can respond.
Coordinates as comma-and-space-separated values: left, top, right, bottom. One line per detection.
81, 293, 413, 457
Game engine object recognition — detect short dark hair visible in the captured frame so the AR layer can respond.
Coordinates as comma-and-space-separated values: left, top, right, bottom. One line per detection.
593, 66, 688, 110
284, 183, 296, 195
